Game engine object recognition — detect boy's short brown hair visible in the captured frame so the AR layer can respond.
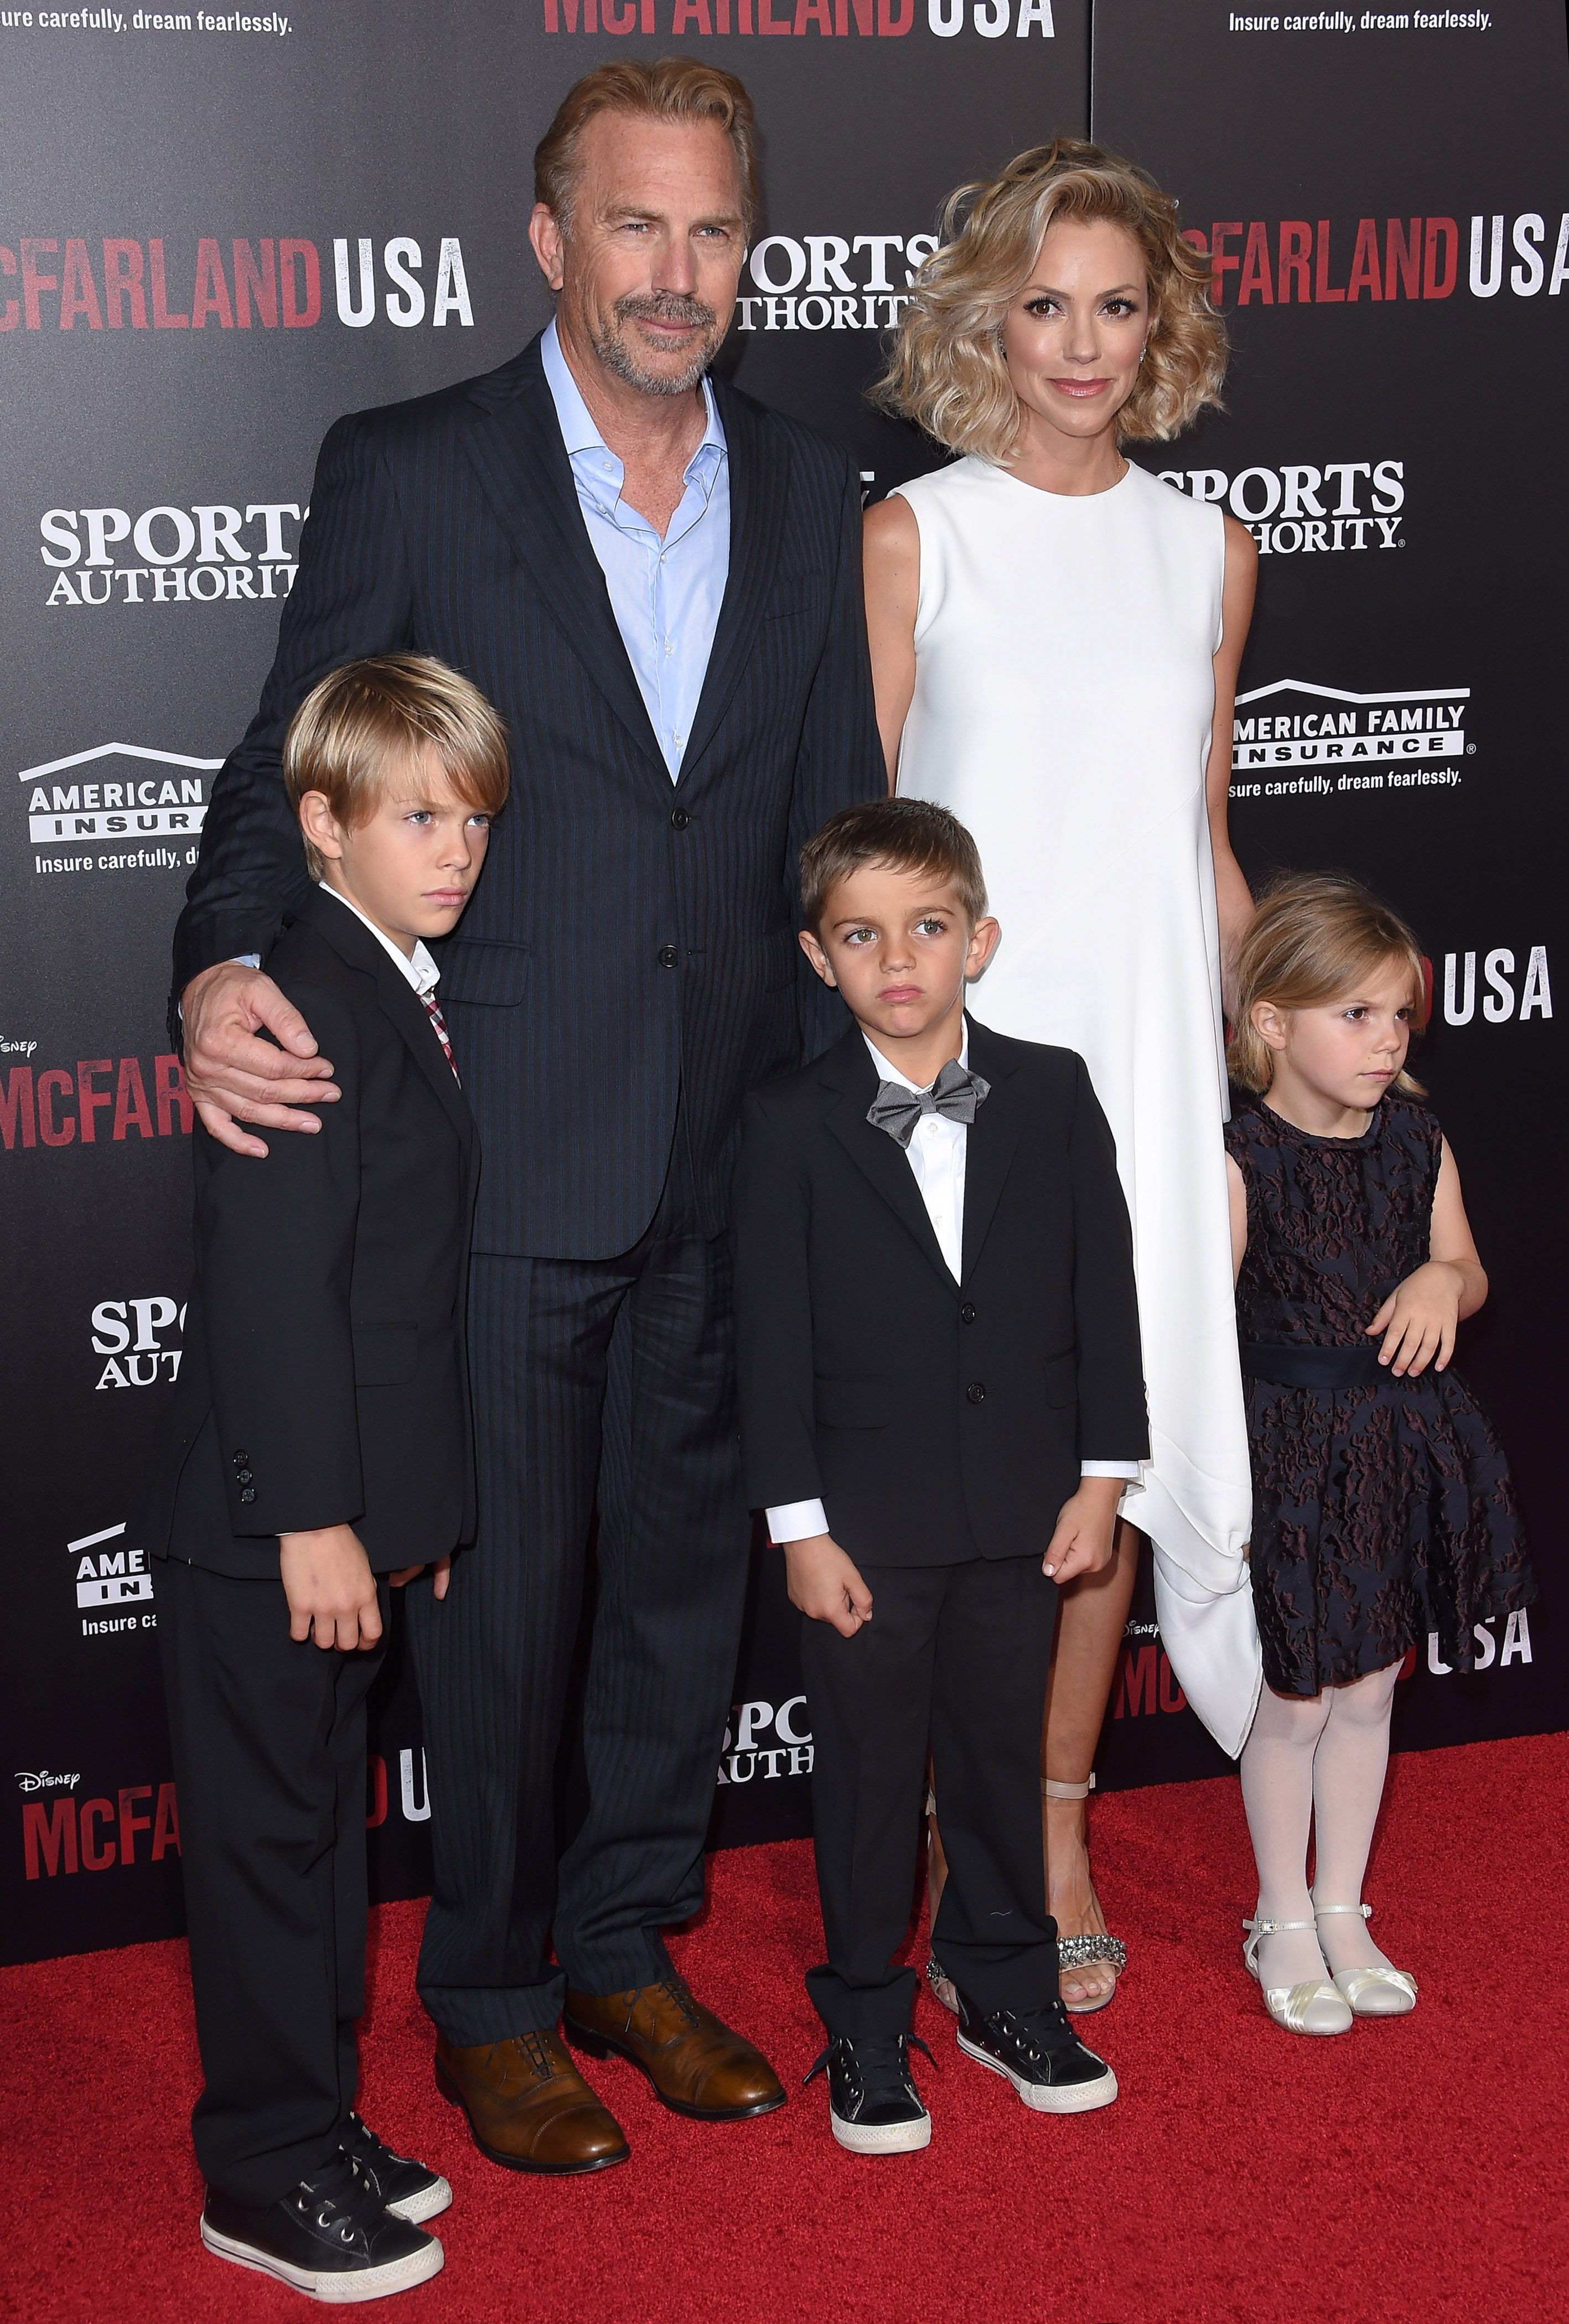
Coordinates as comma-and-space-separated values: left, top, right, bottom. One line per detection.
800, 798, 987, 931
283, 654, 510, 881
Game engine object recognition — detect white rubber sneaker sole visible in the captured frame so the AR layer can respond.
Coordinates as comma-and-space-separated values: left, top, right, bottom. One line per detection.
200, 2218, 446, 2302
830, 2107, 933, 2154
957, 2032, 1119, 2114
385, 2175, 453, 2226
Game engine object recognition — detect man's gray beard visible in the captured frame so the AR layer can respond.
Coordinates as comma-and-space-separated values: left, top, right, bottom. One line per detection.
589, 295, 721, 398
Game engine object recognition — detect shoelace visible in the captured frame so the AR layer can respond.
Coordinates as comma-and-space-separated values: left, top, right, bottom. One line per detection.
634, 1975, 702, 2034
803, 2032, 936, 2093
989, 2003, 1072, 2065
510, 2031, 563, 2083
294, 2152, 386, 2238
343, 2112, 403, 2171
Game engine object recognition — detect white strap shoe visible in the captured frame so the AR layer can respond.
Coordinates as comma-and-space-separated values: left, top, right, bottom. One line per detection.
1241, 1916, 1354, 2036
1313, 1902, 1418, 2016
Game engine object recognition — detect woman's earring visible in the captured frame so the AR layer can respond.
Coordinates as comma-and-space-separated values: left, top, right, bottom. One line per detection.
1138, 342, 1148, 364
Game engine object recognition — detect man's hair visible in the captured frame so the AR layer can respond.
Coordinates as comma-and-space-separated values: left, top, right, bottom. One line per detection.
800, 798, 988, 931
534, 58, 758, 235
283, 654, 510, 881
1227, 870, 1428, 1098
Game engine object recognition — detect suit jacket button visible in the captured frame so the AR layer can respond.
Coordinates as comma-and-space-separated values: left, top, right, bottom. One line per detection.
239, 1488, 256, 1504
237, 1469, 252, 1484
960, 1303, 976, 1325
670, 807, 691, 830
657, 943, 680, 968
232, 1450, 248, 1466
966, 1382, 986, 1404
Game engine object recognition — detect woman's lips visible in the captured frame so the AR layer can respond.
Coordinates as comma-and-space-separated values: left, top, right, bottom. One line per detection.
1048, 377, 1112, 398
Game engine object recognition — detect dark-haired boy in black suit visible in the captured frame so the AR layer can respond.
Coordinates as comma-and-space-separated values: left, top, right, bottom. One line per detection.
142, 655, 509, 2297
732, 798, 1148, 2154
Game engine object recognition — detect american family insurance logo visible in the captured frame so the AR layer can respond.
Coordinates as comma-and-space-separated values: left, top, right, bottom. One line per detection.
542, 0, 1055, 37
21, 744, 219, 857
0, 233, 473, 332
1228, 679, 1469, 801
39, 505, 302, 607
69, 1521, 156, 1635
1188, 211, 1568, 307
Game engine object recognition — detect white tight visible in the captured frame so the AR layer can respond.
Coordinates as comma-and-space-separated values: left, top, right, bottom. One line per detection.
1239, 1661, 1403, 1989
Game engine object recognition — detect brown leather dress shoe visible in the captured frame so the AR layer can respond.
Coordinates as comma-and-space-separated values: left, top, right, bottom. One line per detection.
434, 2031, 630, 2175
564, 1975, 786, 2121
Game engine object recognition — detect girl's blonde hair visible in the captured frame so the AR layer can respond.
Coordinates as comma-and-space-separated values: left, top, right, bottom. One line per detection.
872, 137, 1226, 466
1228, 873, 1430, 1098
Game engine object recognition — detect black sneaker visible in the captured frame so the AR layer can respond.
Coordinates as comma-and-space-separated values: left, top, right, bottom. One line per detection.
804, 2032, 934, 2154
200, 2153, 444, 2301
954, 1989, 1118, 2114
341, 2112, 453, 2224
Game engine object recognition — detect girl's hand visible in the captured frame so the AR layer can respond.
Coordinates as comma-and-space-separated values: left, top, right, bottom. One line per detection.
1043, 1477, 1123, 1584
783, 1535, 873, 1638
1366, 1260, 1467, 1377
279, 1525, 382, 1651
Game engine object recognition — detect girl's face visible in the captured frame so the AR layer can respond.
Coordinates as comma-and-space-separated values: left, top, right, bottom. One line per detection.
1001, 217, 1151, 453
1254, 956, 1421, 1126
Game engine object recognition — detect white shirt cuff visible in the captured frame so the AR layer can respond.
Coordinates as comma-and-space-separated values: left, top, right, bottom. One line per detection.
766, 1498, 828, 1544
1080, 1460, 1142, 1481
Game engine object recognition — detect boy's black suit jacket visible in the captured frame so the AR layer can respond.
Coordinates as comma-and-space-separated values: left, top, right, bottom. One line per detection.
732, 1016, 1149, 1568
142, 886, 480, 1579
170, 333, 884, 1261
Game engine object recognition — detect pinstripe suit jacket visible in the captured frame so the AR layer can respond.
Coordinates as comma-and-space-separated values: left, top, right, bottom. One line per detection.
172, 333, 886, 1259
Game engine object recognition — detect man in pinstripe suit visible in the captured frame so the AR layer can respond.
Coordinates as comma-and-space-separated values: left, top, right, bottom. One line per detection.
172, 59, 884, 2173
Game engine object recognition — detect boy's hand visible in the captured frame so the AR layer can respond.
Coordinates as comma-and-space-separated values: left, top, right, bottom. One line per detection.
1043, 1477, 1123, 1586
280, 1524, 382, 1650
388, 1556, 452, 1600
1366, 1260, 1466, 1377
783, 1534, 873, 1638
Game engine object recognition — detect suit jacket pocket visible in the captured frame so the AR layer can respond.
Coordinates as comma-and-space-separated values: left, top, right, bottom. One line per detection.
1044, 1352, 1077, 1408
438, 938, 530, 1008
815, 1376, 890, 1429
354, 1324, 418, 1386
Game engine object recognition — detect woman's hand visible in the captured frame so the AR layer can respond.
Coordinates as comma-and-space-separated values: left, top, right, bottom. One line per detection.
280, 1525, 382, 1650
1365, 1261, 1467, 1377
783, 1534, 873, 1638
1043, 1477, 1123, 1584
389, 1557, 452, 1600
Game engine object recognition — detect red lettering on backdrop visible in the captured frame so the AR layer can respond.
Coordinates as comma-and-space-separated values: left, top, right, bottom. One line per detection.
1313, 220, 1345, 303
149, 238, 189, 328
877, 0, 912, 30
1158, 1653, 1187, 1715
20, 238, 58, 330
1277, 221, 1312, 303
1115, 1643, 1158, 1718
0, 242, 17, 331
1423, 216, 1458, 298
118, 1787, 154, 1865
672, 0, 712, 24
796, 0, 831, 27
0, 1068, 37, 1150
232, 238, 277, 328
1385, 217, 1421, 301
76, 1059, 114, 1144
103, 239, 148, 329
23, 1798, 78, 1880
543, 0, 596, 28
155, 1054, 195, 1137
1236, 220, 1273, 306
736, 0, 753, 33
36, 1068, 75, 1148
191, 239, 235, 328
112, 1057, 155, 1142
600, 0, 635, 29
835, 0, 874, 26
151, 1782, 181, 1860
366, 1756, 389, 1829
642, 0, 656, 25
1346, 217, 1382, 302
280, 239, 320, 327
1208, 222, 1242, 304
59, 238, 103, 329
757, 0, 790, 30
79, 1798, 117, 1871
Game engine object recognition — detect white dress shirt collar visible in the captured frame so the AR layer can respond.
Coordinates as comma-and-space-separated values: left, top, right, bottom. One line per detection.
540, 315, 726, 485
318, 881, 440, 999
862, 1025, 970, 1093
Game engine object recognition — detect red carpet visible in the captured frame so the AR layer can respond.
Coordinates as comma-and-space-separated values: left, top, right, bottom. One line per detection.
3, 1735, 1565, 2324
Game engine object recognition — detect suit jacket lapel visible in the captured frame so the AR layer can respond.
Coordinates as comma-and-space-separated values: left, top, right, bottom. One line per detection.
298, 890, 475, 1159
676, 381, 786, 787
460, 340, 666, 779
960, 1016, 1025, 1284
820, 1029, 955, 1292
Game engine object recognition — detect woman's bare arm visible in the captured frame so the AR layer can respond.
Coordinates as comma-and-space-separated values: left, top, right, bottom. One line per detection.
1208, 514, 1259, 1013
862, 495, 920, 791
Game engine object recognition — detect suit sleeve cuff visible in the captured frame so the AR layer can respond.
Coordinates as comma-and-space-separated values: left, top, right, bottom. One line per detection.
1080, 1461, 1142, 1481
767, 1498, 828, 1543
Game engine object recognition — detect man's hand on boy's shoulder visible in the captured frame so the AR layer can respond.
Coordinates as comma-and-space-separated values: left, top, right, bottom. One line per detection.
783, 1534, 873, 1639
1042, 1477, 1123, 1587
280, 1523, 381, 1651
183, 959, 340, 1160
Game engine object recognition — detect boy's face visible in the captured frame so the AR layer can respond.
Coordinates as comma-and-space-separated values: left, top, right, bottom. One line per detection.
799, 860, 1000, 1044
301, 745, 493, 957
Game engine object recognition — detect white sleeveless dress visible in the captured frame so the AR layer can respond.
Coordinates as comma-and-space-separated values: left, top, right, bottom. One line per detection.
894, 455, 1260, 1755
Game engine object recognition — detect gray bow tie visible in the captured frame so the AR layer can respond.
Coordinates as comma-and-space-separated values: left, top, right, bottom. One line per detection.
866, 1057, 991, 1149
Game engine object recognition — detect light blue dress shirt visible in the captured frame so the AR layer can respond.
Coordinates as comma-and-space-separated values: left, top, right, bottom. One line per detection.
540, 318, 730, 782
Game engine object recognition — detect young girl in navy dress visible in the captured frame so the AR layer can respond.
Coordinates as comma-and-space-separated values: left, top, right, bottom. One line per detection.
1224, 874, 1531, 2037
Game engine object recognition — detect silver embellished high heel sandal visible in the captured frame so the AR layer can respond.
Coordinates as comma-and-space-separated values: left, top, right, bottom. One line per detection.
1313, 1902, 1418, 2016
922, 1787, 960, 2016
1044, 1776, 1126, 2015
1241, 1915, 1354, 2036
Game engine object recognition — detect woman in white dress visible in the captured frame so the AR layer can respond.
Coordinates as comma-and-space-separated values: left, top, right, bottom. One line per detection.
865, 140, 1260, 2011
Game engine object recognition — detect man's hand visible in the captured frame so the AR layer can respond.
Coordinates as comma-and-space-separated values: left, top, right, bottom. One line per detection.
389, 1556, 452, 1600
280, 1524, 382, 1651
1043, 1477, 1123, 1586
1366, 1260, 1467, 1378
183, 959, 339, 1159
783, 1533, 873, 1638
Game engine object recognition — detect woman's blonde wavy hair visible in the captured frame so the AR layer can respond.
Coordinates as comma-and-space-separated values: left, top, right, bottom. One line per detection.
873, 138, 1227, 465
1227, 872, 1430, 1099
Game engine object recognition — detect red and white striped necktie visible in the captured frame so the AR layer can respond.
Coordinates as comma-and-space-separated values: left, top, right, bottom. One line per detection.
422, 991, 460, 1084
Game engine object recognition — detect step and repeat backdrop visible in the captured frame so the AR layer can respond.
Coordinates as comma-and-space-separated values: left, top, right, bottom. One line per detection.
2, 0, 1562, 1963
